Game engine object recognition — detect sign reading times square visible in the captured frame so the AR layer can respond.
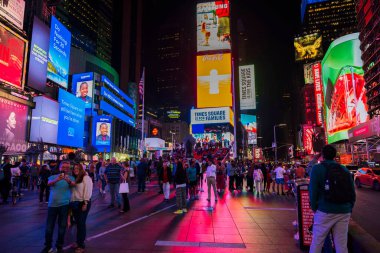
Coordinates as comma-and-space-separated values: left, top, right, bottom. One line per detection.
191, 107, 232, 125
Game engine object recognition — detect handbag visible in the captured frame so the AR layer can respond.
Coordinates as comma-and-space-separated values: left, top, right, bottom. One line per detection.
119, 180, 129, 193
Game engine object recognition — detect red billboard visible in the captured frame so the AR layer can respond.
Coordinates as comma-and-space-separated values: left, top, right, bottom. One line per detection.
302, 125, 314, 155
0, 22, 28, 89
0, 97, 28, 154
313, 62, 323, 126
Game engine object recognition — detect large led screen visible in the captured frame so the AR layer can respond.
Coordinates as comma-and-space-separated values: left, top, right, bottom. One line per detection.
196, 1, 230, 52
322, 33, 368, 144
294, 33, 323, 62
0, 0, 25, 30
57, 89, 85, 148
28, 17, 50, 92
30, 96, 59, 144
197, 53, 232, 108
92, 115, 112, 152
0, 22, 28, 89
47, 16, 71, 88
0, 97, 28, 154
241, 114, 257, 145
191, 107, 232, 125
239, 65, 256, 110
72, 72, 94, 108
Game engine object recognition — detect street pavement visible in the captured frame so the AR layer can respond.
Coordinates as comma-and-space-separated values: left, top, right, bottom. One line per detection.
352, 186, 380, 242
0, 178, 306, 253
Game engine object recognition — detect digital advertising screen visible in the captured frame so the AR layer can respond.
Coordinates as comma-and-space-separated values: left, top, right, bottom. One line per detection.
92, 115, 112, 152
72, 72, 94, 109
0, 0, 25, 30
47, 16, 71, 88
191, 107, 232, 125
27, 17, 50, 92
57, 89, 85, 148
100, 86, 135, 117
322, 33, 368, 144
241, 114, 257, 145
30, 96, 59, 144
197, 53, 232, 108
0, 97, 28, 154
99, 100, 135, 127
294, 33, 323, 62
196, 1, 231, 52
302, 125, 314, 155
101, 75, 135, 108
239, 65, 256, 110
303, 63, 314, 84
0, 22, 28, 89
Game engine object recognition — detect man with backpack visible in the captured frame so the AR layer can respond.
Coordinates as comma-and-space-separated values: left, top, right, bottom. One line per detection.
309, 145, 356, 253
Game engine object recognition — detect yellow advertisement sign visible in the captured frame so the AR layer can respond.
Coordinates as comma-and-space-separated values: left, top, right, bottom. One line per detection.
197, 53, 232, 108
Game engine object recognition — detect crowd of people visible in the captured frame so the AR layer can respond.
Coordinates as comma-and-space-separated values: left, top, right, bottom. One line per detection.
0, 143, 355, 253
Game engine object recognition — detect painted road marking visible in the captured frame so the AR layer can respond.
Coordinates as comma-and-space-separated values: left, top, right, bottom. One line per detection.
244, 207, 296, 211
155, 240, 246, 248
63, 204, 176, 250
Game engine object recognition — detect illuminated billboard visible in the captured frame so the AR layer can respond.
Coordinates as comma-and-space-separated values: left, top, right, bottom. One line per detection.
294, 33, 323, 62
28, 17, 50, 92
72, 72, 94, 109
92, 115, 112, 152
0, 22, 28, 89
47, 16, 71, 88
239, 65, 256, 110
197, 53, 232, 108
0, 0, 25, 30
57, 89, 85, 148
241, 114, 257, 145
196, 1, 230, 52
302, 125, 314, 155
322, 33, 368, 144
30, 96, 59, 144
313, 62, 323, 126
0, 97, 28, 154
191, 107, 233, 126
303, 63, 314, 84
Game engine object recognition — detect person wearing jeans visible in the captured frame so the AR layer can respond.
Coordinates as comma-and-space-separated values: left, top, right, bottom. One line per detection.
104, 157, 122, 208
70, 163, 93, 253
309, 145, 355, 253
42, 161, 75, 253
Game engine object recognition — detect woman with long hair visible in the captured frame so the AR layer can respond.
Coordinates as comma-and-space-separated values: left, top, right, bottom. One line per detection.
70, 163, 93, 253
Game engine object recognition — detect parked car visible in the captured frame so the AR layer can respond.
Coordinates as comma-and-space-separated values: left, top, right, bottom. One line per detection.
354, 168, 380, 191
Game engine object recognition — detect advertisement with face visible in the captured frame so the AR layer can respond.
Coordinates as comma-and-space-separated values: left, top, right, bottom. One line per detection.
0, 97, 28, 154
30, 96, 59, 144
322, 33, 368, 144
0, 23, 28, 89
72, 72, 93, 108
197, 53, 232, 108
28, 17, 50, 92
57, 89, 85, 148
47, 16, 71, 88
0, 0, 25, 30
196, 1, 230, 52
294, 33, 323, 62
241, 114, 257, 145
92, 115, 112, 152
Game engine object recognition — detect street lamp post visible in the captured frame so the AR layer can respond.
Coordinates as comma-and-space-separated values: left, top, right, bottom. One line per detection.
273, 123, 286, 163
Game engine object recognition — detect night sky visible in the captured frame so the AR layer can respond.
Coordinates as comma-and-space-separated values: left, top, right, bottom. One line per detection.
143, 0, 302, 148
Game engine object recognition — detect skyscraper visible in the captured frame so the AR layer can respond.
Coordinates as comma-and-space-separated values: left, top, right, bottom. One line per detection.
301, 0, 358, 51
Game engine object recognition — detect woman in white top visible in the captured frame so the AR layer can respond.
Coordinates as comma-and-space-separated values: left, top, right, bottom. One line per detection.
71, 163, 93, 253
253, 165, 264, 195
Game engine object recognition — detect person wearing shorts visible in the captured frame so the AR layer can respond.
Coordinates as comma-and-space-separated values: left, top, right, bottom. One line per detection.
274, 163, 285, 195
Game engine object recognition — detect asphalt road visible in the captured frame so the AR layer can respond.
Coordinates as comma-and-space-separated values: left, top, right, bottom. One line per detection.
352, 186, 380, 242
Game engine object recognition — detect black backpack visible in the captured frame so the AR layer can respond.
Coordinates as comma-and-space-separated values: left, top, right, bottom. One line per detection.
322, 162, 355, 204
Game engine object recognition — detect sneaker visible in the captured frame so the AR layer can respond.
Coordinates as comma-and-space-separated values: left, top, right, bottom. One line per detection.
182, 208, 188, 213
173, 209, 183, 214
40, 246, 55, 253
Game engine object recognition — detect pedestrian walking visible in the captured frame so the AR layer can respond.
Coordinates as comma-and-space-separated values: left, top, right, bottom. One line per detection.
253, 165, 264, 195
260, 163, 267, 191
98, 161, 107, 194
41, 161, 75, 253
120, 161, 131, 213
309, 145, 356, 253
187, 161, 197, 200
70, 163, 93, 253
0, 157, 12, 204
246, 162, 254, 192
137, 156, 148, 193
174, 161, 187, 214
39, 164, 52, 203
206, 159, 218, 202
159, 161, 172, 201
216, 160, 226, 193
104, 157, 122, 208
227, 160, 236, 191
274, 163, 285, 195
157, 157, 164, 194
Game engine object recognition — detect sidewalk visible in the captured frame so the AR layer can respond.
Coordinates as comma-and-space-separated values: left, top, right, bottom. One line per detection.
0, 178, 305, 253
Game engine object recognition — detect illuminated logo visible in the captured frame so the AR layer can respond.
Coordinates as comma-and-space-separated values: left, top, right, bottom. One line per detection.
152, 128, 158, 136
68, 127, 75, 137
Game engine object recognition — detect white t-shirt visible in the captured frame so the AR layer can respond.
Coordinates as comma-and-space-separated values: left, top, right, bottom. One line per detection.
274, 166, 285, 179
206, 164, 216, 178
